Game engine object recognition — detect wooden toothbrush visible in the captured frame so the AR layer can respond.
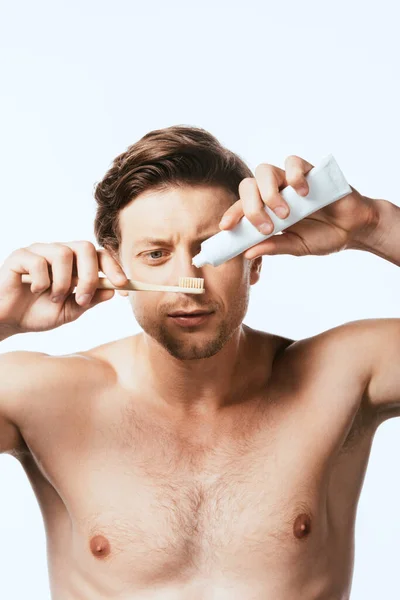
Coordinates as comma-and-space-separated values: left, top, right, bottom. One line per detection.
21, 274, 205, 294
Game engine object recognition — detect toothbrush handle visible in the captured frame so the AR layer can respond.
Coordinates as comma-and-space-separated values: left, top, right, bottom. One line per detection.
20, 274, 205, 294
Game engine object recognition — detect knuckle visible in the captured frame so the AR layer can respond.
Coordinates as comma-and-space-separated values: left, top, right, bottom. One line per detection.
261, 193, 278, 207
255, 163, 272, 176
285, 154, 300, 163
26, 242, 42, 251
239, 177, 256, 195
10, 248, 26, 259
239, 179, 257, 197
34, 255, 48, 270
238, 177, 255, 193
286, 168, 304, 187
246, 208, 263, 222
78, 240, 96, 254
284, 155, 304, 171
55, 245, 73, 260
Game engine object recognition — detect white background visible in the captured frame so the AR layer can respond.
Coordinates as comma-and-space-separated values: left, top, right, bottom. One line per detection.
1, 0, 399, 597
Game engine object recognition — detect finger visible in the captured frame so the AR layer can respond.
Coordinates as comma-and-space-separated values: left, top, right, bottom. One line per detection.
97, 249, 128, 287
238, 177, 274, 235
243, 231, 307, 259
219, 198, 244, 229
61, 241, 101, 306
28, 243, 74, 301
87, 288, 115, 306
5, 248, 51, 294
284, 155, 314, 196
254, 163, 289, 219
117, 290, 129, 297
219, 183, 276, 234
63, 288, 115, 322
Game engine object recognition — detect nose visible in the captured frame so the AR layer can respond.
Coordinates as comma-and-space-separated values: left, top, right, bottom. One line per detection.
172, 250, 206, 292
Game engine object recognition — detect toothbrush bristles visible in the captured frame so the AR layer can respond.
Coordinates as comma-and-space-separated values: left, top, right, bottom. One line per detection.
178, 277, 204, 290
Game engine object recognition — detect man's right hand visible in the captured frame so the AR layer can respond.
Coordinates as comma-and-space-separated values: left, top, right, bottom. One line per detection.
0, 241, 128, 334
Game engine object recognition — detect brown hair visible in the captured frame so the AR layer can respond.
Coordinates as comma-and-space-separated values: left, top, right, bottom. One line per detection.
93, 124, 253, 254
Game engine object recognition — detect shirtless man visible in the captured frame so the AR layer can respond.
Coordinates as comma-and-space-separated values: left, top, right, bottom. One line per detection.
0, 126, 399, 599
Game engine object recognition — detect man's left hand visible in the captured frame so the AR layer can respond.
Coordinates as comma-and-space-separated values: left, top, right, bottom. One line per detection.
218, 155, 379, 259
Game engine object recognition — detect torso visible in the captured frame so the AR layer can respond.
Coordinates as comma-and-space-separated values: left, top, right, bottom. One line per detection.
13, 327, 379, 600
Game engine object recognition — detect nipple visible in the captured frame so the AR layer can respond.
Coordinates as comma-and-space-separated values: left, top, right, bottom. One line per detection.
90, 534, 111, 558
293, 513, 312, 539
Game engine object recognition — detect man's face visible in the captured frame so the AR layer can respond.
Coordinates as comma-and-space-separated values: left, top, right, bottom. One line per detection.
118, 184, 262, 360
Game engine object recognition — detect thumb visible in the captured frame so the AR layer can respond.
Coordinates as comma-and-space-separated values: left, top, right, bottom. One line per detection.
244, 231, 307, 259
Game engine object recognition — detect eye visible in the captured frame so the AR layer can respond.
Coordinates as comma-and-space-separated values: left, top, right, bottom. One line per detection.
143, 250, 167, 261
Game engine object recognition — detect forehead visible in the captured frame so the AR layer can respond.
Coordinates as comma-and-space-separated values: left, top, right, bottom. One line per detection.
118, 184, 236, 242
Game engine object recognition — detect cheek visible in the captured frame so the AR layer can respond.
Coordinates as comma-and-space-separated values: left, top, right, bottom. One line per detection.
128, 294, 144, 317
129, 295, 160, 320
217, 263, 249, 289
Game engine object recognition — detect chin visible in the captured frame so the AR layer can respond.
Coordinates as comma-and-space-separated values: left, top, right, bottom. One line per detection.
162, 326, 229, 360
167, 341, 224, 361
134, 297, 248, 359
141, 319, 237, 361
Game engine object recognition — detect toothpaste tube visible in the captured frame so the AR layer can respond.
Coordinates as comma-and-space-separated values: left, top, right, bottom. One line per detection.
192, 154, 352, 268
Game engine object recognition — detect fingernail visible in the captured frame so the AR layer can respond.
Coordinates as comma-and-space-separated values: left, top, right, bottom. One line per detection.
275, 206, 289, 219
298, 186, 308, 196
259, 222, 273, 235
76, 293, 92, 304
51, 295, 63, 303
219, 217, 231, 228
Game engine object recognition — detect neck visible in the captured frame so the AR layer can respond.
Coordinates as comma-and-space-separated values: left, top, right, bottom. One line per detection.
136, 324, 264, 417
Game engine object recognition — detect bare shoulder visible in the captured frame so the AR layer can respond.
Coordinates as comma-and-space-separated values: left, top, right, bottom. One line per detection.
81, 334, 136, 373
273, 318, 400, 415
279, 317, 400, 365
0, 348, 113, 393
0, 344, 117, 434
262, 321, 399, 441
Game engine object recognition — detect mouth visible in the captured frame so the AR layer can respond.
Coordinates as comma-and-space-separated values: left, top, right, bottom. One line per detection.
168, 310, 212, 317
168, 310, 215, 327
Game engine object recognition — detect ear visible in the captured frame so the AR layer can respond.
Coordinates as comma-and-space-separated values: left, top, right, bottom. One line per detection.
249, 255, 262, 285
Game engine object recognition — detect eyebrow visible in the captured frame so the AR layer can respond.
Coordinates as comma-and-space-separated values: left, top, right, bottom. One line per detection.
133, 232, 220, 248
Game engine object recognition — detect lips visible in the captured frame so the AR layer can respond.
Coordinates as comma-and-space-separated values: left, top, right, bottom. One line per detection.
168, 310, 214, 327
168, 310, 212, 317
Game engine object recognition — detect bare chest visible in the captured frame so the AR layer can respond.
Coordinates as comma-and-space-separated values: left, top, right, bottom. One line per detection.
56, 404, 334, 585
23, 389, 365, 589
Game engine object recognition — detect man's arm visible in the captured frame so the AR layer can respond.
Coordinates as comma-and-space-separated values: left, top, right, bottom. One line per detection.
327, 318, 400, 423
0, 351, 50, 455
207, 154, 400, 420
364, 319, 400, 420
349, 198, 400, 267
346, 200, 400, 421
